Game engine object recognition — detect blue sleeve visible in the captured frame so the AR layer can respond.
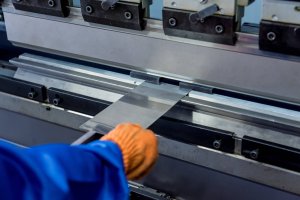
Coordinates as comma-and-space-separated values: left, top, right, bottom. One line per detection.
0, 140, 129, 200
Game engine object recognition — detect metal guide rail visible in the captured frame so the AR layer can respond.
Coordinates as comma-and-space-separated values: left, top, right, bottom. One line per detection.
0, 54, 300, 199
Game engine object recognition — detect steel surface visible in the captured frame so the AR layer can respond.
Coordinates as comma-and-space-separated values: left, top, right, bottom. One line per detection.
3, 9, 300, 104
81, 82, 190, 132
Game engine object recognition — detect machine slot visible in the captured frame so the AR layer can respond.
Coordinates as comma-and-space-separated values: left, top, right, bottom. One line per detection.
242, 136, 300, 172
0, 75, 47, 102
12, 0, 70, 17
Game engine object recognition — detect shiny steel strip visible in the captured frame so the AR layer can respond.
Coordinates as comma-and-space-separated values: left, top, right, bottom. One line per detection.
81, 82, 190, 132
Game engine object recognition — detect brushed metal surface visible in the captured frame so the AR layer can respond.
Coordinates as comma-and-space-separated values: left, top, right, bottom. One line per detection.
3, 10, 300, 105
81, 82, 190, 132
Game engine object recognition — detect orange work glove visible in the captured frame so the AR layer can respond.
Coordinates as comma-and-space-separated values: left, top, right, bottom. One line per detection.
101, 123, 158, 180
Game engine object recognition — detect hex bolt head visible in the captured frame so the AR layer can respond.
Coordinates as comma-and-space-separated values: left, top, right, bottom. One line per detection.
168, 17, 177, 27
28, 92, 36, 99
124, 11, 133, 20
53, 98, 61, 106
85, 5, 93, 14
215, 25, 224, 34
48, 0, 55, 7
250, 150, 259, 160
267, 32, 276, 41
213, 140, 222, 149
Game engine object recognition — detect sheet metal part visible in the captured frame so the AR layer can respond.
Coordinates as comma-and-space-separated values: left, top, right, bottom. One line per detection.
2, 7, 300, 105
81, 82, 190, 133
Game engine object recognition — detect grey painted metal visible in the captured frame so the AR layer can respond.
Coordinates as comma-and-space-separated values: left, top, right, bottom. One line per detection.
72, 131, 98, 145
157, 136, 300, 195
0, 91, 90, 130
145, 155, 300, 200
69, 127, 300, 196
2, 8, 300, 105
0, 108, 83, 146
81, 82, 190, 132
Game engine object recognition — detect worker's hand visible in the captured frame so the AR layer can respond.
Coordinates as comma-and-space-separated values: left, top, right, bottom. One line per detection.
101, 123, 158, 180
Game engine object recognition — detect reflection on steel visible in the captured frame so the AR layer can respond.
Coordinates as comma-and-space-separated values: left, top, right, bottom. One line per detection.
81, 82, 190, 133
2, 7, 300, 104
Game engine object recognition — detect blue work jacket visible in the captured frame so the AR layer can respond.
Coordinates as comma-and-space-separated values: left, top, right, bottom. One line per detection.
0, 140, 129, 200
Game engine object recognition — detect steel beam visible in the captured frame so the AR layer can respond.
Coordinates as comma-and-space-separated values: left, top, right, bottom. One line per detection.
2, 7, 300, 105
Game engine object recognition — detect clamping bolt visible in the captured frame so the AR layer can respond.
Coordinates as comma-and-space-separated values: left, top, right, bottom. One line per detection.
213, 139, 222, 149
28, 91, 36, 99
53, 98, 61, 106
101, 0, 119, 11
249, 149, 259, 160
85, 5, 93, 14
189, 4, 219, 23
48, 0, 55, 7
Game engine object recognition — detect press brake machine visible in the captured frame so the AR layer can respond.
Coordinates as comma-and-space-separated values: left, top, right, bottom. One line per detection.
0, 0, 300, 199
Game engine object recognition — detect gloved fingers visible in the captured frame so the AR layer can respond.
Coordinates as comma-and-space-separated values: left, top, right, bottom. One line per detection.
127, 129, 158, 180
101, 123, 158, 180
127, 155, 157, 180
124, 142, 146, 174
101, 123, 146, 172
